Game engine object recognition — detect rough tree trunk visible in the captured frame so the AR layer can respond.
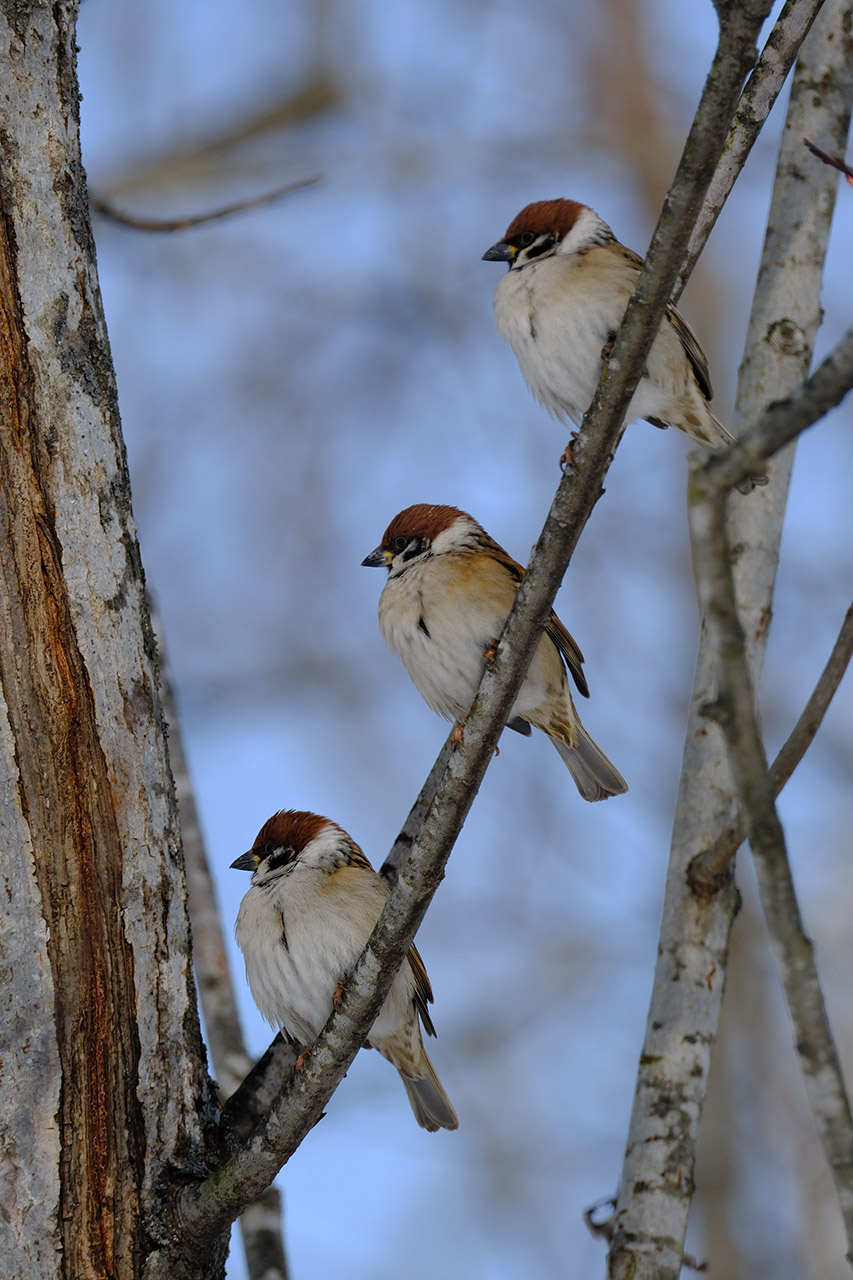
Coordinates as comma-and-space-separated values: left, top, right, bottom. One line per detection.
0, 4, 225, 1276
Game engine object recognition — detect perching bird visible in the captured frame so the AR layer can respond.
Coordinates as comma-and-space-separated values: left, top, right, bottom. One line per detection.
483, 197, 766, 493
232, 808, 458, 1132
362, 503, 627, 802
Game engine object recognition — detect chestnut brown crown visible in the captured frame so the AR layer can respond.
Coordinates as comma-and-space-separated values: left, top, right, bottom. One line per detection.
251, 809, 338, 856
380, 503, 476, 550
503, 198, 587, 241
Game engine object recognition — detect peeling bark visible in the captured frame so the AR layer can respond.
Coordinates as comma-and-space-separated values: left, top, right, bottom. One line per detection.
0, 4, 224, 1276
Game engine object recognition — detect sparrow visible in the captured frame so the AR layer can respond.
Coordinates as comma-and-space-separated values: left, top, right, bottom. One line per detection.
483, 198, 766, 493
362, 503, 627, 802
232, 808, 458, 1133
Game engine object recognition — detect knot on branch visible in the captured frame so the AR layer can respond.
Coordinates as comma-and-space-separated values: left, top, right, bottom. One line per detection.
767, 317, 806, 357
699, 695, 735, 727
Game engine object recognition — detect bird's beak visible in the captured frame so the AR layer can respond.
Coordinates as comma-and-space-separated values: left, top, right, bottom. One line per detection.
231, 850, 259, 871
361, 546, 391, 568
482, 239, 517, 263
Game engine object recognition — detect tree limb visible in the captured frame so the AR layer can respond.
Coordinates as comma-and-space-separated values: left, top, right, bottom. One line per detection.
678, 0, 828, 296
691, 324, 853, 493
690, 597, 853, 892
689, 475, 853, 1259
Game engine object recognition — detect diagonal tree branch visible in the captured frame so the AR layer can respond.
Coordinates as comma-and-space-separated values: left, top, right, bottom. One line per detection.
155, 1, 779, 1261
690, 324, 853, 493
689, 471, 853, 1258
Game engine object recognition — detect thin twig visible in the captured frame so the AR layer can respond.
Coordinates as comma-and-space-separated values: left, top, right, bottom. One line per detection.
692, 325, 853, 494
90, 175, 320, 233
804, 136, 853, 182
690, 599, 853, 892
769, 602, 853, 793
689, 479, 853, 1258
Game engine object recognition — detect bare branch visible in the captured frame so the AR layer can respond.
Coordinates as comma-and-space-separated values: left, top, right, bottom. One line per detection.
689, 478, 853, 1257
678, 0, 827, 295
768, 602, 853, 793
90, 175, 320, 233
219, 1035, 297, 1153
693, 324, 853, 493
609, 3, 853, 1275
690, 598, 853, 891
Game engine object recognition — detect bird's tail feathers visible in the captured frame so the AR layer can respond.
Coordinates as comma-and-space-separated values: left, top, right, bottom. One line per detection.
398, 1048, 459, 1132
552, 723, 628, 802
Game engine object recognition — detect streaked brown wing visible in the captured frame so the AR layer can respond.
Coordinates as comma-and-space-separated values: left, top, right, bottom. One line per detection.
545, 614, 589, 698
615, 242, 713, 401
407, 942, 437, 1038
344, 841, 377, 874
614, 243, 646, 275
479, 532, 524, 585
665, 305, 713, 401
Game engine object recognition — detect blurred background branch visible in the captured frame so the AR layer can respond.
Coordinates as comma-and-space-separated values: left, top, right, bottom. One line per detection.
153, 605, 291, 1280
91, 175, 320, 233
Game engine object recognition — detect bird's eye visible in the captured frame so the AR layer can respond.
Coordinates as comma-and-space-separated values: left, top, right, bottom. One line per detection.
262, 842, 277, 857
393, 535, 409, 552
520, 231, 536, 246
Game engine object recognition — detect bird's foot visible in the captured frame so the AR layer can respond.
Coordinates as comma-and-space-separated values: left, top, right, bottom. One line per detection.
294, 1046, 312, 1072
560, 431, 580, 471
482, 638, 499, 665
331, 978, 347, 1007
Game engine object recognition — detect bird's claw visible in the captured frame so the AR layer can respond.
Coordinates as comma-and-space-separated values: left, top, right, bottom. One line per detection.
560, 431, 580, 471
482, 639, 499, 665
332, 978, 347, 1006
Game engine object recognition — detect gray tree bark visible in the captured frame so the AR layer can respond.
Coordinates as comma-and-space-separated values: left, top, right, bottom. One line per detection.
0, 4, 226, 1277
